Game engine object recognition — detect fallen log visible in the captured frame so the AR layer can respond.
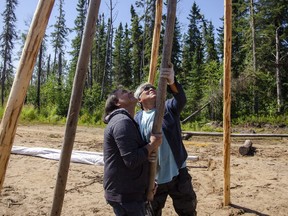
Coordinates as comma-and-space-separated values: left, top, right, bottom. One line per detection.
182, 131, 288, 139
181, 101, 211, 124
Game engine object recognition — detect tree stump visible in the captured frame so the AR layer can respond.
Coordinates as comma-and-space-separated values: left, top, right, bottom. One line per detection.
182, 133, 193, 140
239, 140, 253, 156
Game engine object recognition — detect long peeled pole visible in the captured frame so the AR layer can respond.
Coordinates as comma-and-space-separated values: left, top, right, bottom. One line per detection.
148, 0, 163, 85
147, 0, 177, 201
50, 1, 101, 215
223, 0, 232, 206
0, 0, 55, 192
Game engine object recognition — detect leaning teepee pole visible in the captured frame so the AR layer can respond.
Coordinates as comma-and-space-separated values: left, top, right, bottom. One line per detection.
147, 0, 177, 201
148, 0, 163, 85
50, 1, 101, 215
223, 0, 232, 206
0, 0, 55, 192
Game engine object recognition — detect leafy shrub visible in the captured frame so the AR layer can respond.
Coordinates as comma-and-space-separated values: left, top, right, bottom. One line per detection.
20, 106, 38, 122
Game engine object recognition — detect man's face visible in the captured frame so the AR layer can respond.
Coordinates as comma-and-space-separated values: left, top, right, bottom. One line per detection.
116, 89, 137, 107
138, 84, 157, 103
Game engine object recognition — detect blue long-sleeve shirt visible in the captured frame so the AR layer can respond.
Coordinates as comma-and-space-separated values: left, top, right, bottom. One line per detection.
135, 81, 188, 170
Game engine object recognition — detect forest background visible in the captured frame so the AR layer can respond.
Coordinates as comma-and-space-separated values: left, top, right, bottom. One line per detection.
0, 0, 287, 131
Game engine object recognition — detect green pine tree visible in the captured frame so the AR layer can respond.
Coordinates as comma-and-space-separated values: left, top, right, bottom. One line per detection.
181, 2, 205, 115
0, 0, 18, 106
130, 5, 143, 87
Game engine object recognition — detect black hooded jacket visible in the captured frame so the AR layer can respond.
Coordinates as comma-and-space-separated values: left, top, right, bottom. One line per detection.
103, 108, 149, 202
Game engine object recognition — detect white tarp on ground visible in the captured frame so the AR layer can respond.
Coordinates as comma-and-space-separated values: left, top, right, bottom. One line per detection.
11, 146, 199, 165
12, 146, 104, 165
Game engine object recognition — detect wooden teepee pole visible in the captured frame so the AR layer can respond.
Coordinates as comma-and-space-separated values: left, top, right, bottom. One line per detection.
0, 0, 55, 192
223, 0, 232, 206
50, 1, 101, 215
147, 0, 177, 201
148, 0, 163, 85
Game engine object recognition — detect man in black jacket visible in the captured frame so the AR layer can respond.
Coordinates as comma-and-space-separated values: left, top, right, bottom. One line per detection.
134, 67, 197, 216
103, 88, 162, 216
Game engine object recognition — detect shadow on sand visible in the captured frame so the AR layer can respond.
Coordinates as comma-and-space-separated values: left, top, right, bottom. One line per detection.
230, 204, 269, 216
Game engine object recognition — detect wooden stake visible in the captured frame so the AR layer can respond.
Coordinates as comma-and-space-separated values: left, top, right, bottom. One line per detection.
0, 0, 55, 192
147, 0, 177, 201
50, 1, 101, 215
223, 0, 232, 206
148, 0, 163, 85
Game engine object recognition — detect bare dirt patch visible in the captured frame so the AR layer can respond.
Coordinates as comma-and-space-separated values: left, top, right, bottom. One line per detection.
1, 124, 287, 215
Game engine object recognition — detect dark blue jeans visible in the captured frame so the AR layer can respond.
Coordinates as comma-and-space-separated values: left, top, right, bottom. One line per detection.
108, 200, 146, 216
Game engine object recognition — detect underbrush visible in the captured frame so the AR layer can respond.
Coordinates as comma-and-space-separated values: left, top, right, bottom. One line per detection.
233, 115, 288, 127
0, 106, 286, 131
0, 105, 103, 126
181, 115, 287, 132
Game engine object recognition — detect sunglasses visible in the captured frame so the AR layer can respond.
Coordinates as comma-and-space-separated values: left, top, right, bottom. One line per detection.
139, 85, 156, 98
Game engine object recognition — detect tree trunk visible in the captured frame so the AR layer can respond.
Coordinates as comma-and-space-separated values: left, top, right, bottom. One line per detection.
53, 46, 58, 74
47, 54, 51, 79
58, 52, 62, 87
89, 50, 93, 87
250, 0, 258, 114
37, 42, 43, 112
275, 27, 282, 113
1, 57, 7, 106
100, 20, 110, 99
100, 0, 113, 99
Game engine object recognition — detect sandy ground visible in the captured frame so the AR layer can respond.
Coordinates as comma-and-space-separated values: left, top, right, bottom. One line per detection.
0, 124, 287, 216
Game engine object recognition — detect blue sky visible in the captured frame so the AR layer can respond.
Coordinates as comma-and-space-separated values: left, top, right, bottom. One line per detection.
1, 0, 224, 34
0, 0, 224, 56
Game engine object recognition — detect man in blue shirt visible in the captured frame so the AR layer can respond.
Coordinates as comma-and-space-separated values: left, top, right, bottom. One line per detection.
134, 66, 197, 216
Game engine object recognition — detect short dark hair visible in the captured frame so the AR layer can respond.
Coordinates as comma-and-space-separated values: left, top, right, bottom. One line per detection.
103, 89, 120, 121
